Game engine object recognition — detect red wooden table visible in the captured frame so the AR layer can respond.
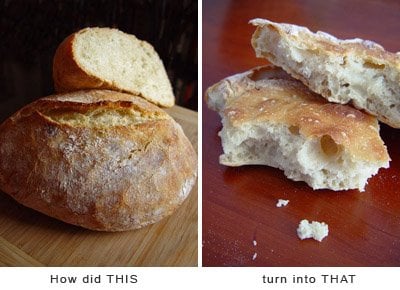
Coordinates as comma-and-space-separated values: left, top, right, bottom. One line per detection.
202, 0, 400, 266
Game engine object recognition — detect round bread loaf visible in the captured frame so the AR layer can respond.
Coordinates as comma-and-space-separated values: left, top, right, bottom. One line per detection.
0, 90, 197, 231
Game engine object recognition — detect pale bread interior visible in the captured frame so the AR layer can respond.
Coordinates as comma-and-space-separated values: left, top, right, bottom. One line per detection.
219, 120, 383, 191
73, 28, 174, 107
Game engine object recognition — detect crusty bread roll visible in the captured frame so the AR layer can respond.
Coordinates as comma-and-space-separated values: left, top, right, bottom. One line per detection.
250, 18, 400, 128
53, 27, 174, 108
0, 90, 197, 231
205, 65, 390, 191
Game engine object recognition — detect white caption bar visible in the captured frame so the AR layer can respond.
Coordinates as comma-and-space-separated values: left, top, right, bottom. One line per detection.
1, 267, 399, 290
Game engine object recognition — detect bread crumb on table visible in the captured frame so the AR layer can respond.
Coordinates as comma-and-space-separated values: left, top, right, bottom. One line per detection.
252, 253, 257, 260
297, 219, 329, 242
276, 199, 289, 207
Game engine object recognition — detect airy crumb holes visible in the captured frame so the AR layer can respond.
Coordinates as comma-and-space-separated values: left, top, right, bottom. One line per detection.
320, 135, 339, 156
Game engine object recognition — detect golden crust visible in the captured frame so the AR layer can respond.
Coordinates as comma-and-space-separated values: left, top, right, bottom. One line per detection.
207, 66, 389, 163
53, 33, 104, 93
0, 90, 197, 231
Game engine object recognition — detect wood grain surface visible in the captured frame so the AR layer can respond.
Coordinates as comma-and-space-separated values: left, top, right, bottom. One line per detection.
0, 105, 198, 267
202, 0, 400, 266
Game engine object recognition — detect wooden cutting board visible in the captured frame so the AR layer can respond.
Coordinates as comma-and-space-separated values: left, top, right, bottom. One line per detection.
203, 0, 400, 266
0, 105, 198, 266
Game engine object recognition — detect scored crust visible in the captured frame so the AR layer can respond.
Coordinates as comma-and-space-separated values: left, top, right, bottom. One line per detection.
0, 90, 197, 231
250, 18, 400, 128
53, 27, 175, 108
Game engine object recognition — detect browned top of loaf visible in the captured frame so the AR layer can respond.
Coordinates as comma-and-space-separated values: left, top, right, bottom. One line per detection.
0, 90, 196, 231
206, 66, 389, 163
250, 18, 400, 68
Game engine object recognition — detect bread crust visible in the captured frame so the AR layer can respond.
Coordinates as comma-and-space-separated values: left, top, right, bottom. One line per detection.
53, 33, 107, 93
0, 90, 197, 231
251, 19, 400, 65
53, 27, 175, 108
206, 65, 389, 164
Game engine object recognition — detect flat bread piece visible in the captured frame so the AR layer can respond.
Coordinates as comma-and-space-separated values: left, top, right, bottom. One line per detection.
250, 18, 400, 128
53, 27, 174, 107
205, 66, 390, 191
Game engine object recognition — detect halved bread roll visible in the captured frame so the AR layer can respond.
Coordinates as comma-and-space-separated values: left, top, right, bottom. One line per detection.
250, 18, 400, 128
53, 27, 174, 107
205, 66, 390, 191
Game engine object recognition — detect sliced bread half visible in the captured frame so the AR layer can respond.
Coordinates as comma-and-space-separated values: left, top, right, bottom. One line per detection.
53, 27, 174, 107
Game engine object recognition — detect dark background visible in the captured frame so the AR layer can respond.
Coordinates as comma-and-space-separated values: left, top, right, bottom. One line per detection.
0, 0, 197, 122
